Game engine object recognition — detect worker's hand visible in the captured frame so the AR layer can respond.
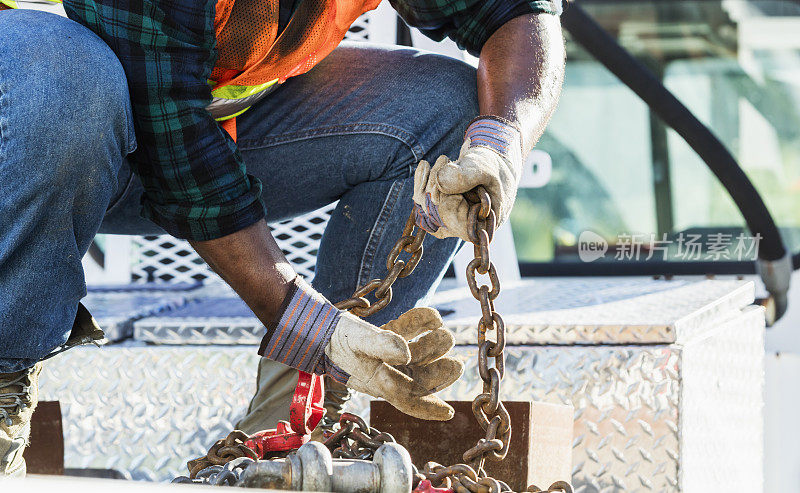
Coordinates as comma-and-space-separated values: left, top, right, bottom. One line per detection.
323, 307, 463, 421
413, 117, 523, 241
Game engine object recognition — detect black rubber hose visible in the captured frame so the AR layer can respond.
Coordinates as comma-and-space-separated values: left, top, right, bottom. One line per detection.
561, 3, 787, 262
87, 240, 105, 268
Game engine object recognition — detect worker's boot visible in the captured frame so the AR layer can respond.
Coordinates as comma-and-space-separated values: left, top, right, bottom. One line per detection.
0, 363, 42, 477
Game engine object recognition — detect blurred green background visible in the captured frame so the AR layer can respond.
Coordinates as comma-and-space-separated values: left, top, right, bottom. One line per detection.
511, 0, 800, 263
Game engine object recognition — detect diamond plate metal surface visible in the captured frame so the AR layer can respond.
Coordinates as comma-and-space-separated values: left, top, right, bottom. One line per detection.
343, 345, 681, 492
133, 297, 263, 345
344, 307, 764, 492
437, 278, 755, 345
45, 279, 764, 491
38, 346, 261, 481
679, 305, 764, 492
131, 279, 754, 346
42, 311, 763, 489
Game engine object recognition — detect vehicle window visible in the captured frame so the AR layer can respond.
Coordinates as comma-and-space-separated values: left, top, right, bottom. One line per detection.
511, 0, 800, 267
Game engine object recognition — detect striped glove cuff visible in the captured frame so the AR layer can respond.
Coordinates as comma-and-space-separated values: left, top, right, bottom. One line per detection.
258, 277, 349, 383
465, 116, 523, 164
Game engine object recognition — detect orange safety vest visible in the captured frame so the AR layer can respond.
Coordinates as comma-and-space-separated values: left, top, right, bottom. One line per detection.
211, 0, 382, 140
3, 0, 382, 140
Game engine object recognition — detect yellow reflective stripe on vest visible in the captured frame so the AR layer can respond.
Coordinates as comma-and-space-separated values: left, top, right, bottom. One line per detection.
2, 0, 63, 7
211, 79, 280, 101
215, 107, 251, 122
3, 0, 65, 16
206, 79, 281, 120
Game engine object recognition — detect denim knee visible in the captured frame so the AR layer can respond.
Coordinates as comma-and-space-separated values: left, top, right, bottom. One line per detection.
0, 9, 135, 190
426, 55, 480, 122
410, 53, 480, 162
0, 11, 136, 371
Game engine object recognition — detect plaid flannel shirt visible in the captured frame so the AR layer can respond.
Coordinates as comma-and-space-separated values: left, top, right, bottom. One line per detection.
61, 0, 560, 241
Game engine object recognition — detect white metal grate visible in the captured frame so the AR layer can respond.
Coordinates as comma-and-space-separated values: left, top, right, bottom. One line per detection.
131, 203, 337, 283
131, 236, 213, 284
269, 203, 336, 279
346, 11, 371, 42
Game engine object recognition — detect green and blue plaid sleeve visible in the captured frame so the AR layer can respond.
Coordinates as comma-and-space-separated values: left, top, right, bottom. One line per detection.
63, 0, 266, 241
391, 0, 562, 56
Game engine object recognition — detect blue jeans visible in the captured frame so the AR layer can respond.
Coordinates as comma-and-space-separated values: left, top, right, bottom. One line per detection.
0, 10, 476, 373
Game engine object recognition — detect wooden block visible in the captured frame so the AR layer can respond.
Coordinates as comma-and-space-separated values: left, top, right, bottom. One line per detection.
371, 400, 573, 491
27, 400, 64, 475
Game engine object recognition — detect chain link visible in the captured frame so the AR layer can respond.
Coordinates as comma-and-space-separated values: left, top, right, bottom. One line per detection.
175, 457, 256, 486
185, 216, 426, 479
334, 213, 425, 317
322, 412, 397, 460
333, 187, 512, 491
187, 431, 259, 478
527, 481, 574, 493
415, 187, 512, 491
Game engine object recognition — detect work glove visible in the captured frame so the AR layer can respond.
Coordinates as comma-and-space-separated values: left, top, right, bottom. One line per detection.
325, 307, 463, 421
413, 116, 524, 241
259, 278, 463, 421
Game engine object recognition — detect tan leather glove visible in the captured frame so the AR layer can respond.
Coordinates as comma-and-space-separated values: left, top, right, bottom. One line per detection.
325, 307, 463, 421
258, 278, 462, 421
413, 117, 523, 241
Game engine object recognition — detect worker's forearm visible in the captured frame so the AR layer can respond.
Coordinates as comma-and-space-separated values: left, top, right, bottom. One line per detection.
189, 219, 295, 324
477, 13, 565, 154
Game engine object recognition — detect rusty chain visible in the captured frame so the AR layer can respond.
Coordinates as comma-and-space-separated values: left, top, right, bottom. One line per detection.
186, 186, 525, 491
174, 457, 256, 486
409, 187, 512, 492
322, 412, 396, 460
527, 481, 574, 493
186, 215, 426, 478
461, 188, 511, 475
328, 187, 513, 492
333, 212, 426, 317
187, 431, 259, 479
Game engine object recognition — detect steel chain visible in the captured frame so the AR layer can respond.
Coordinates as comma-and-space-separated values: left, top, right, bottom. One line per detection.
329, 187, 513, 492
322, 412, 396, 460
333, 213, 425, 317
174, 457, 256, 486
185, 186, 521, 491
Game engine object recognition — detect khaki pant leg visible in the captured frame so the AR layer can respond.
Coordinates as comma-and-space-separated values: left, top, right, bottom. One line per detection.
236, 358, 296, 435
237, 358, 352, 439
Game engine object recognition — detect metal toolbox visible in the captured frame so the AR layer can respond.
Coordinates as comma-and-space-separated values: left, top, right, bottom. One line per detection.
39, 278, 764, 491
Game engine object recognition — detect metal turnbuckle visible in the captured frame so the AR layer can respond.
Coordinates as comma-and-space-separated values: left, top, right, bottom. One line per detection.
237, 441, 413, 493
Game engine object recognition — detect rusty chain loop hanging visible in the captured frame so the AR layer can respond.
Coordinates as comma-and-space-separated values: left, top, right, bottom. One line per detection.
460, 187, 511, 475
330, 186, 512, 492
186, 186, 518, 492
410, 187, 512, 492
527, 481, 574, 493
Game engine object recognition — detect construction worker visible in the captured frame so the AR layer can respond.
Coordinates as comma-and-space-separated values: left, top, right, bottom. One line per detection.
0, 0, 565, 477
